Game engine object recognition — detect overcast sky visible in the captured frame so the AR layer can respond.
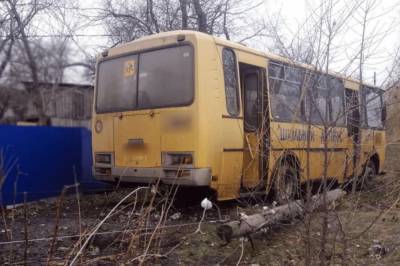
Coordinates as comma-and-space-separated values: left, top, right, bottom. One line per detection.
47, 0, 400, 87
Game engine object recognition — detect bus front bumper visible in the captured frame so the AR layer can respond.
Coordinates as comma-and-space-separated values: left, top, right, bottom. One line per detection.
93, 166, 212, 186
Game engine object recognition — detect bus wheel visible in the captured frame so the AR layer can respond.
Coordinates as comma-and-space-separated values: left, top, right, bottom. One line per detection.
360, 160, 377, 189
273, 161, 299, 204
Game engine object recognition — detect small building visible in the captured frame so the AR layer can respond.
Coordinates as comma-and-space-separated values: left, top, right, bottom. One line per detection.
0, 82, 94, 129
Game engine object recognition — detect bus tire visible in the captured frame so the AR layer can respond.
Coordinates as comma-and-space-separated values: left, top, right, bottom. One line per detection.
273, 160, 299, 204
360, 159, 377, 189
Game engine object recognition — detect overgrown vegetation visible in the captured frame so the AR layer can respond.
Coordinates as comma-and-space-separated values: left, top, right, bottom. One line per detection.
0, 171, 399, 264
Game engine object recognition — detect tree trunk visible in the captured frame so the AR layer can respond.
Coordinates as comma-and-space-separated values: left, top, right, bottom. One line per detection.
216, 189, 346, 243
147, 0, 160, 33
0, 38, 14, 78
179, 0, 188, 29
7, 0, 47, 124
192, 0, 207, 33
222, 0, 230, 40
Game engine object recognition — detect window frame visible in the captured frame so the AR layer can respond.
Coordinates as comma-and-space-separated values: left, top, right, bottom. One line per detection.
95, 43, 195, 114
96, 53, 139, 114
306, 74, 346, 126
222, 48, 241, 117
268, 61, 306, 123
136, 45, 194, 110
243, 71, 260, 132
306, 73, 329, 124
327, 76, 346, 126
361, 85, 384, 130
268, 61, 346, 127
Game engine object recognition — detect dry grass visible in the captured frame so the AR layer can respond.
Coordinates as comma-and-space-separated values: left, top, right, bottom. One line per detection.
0, 171, 399, 265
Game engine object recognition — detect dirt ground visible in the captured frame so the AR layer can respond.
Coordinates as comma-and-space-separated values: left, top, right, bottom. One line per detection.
1, 170, 399, 265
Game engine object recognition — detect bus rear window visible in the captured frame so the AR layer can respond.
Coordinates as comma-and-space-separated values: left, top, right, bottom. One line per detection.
96, 54, 138, 113
96, 45, 194, 113
138, 46, 193, 109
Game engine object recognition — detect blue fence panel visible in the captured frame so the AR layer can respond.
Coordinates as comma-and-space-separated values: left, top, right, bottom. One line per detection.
0, 125, 109, 205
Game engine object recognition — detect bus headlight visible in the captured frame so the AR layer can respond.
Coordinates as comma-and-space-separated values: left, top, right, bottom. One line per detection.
162, 152, 193, 167
95, 153, 112, 164
95, 120, 103, 133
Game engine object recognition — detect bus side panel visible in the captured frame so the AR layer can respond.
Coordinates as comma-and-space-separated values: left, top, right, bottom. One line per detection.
360, 129, 385, 173
269, 122, 348, 183
218, 152, 242, 200
218, 119, 243, 199
195, 37, 225, 192
360, 128, 374, 175
209, 45, 244, 200
242, 132, 261, 188
269, 150, 344, 184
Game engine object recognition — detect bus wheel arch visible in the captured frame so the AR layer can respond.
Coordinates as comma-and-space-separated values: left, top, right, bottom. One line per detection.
360, 153, 380, 189
271, 152, 301, 204
369, 153, 380, 174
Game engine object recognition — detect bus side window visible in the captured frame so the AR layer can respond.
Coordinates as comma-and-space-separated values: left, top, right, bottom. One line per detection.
268, 62, 304, 122
345, 89, 360, 137
243, 72, 259, 131
222, 48, 240, 116
363, 86, 384, 129
306, 73, 329, 124
328, 76, 345, 126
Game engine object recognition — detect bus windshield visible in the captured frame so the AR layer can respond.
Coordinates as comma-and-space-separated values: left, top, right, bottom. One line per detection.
96, 45, 194, 113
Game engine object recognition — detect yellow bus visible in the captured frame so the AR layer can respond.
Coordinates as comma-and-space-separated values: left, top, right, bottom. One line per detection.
92, 30, 386, 201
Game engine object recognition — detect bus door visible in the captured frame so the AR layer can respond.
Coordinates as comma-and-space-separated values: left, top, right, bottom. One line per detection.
361, 87, 385, 172
345, 88, 360, 177
240, 64, 267, 189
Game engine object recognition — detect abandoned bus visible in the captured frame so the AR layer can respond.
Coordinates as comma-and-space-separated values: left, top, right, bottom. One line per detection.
92, 30, 386, 201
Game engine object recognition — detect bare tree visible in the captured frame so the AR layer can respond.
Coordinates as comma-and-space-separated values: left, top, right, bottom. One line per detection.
0, 0, 87, 124
1, 0, 54, 123
179, 0, 188, 29
0, 4, 15, 79
96, 0, 265, 46
192, 0, 207, 32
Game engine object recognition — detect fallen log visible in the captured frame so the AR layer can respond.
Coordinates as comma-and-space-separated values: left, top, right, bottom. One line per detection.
216, 189, 346, 243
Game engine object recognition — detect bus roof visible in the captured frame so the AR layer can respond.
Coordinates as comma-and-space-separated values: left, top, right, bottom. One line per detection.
111, 30, 380, 90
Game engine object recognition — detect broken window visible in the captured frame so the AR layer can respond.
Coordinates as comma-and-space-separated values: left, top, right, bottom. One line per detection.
363, 86, 383, 128
222, 48, 240, 116
243, 72, 259, 131
328, 76, 345, 125
307, 74, 329, 124
268, 62, 305, 121
306, 74, 345, 125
